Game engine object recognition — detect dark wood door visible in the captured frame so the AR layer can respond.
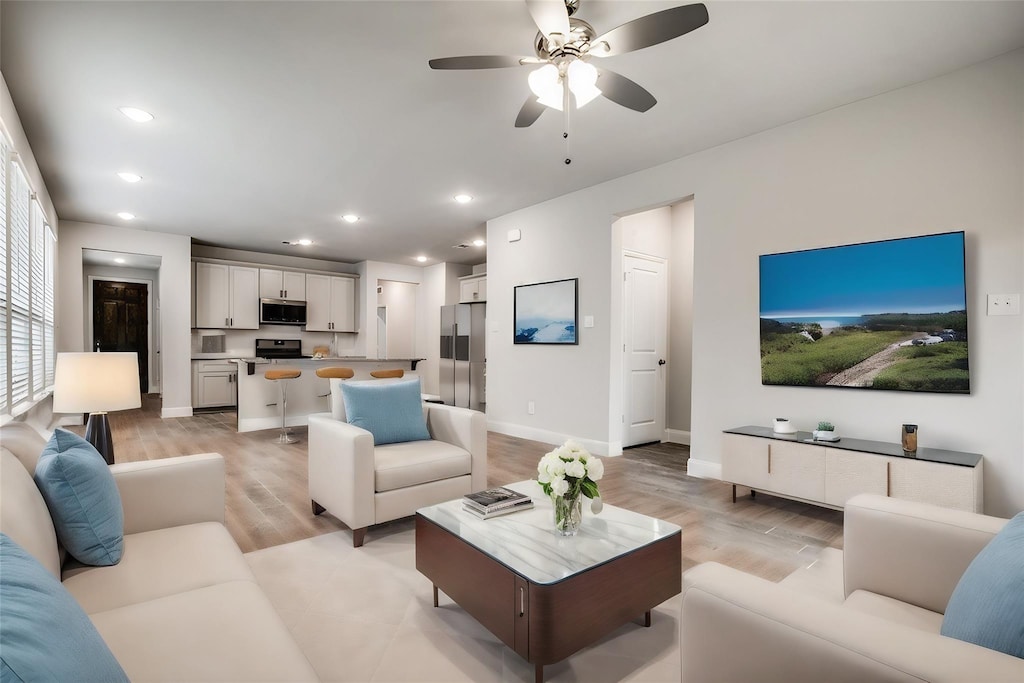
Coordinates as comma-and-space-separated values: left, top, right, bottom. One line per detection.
93, 280, 149, 393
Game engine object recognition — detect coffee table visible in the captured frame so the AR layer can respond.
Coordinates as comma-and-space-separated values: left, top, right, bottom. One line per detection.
415, 480, 681, 683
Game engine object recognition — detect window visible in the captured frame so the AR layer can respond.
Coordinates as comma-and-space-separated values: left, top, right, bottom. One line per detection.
1, 129, 56, 416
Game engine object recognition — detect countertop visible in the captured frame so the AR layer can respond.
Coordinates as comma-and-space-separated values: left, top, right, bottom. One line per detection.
231, 356, 424, 363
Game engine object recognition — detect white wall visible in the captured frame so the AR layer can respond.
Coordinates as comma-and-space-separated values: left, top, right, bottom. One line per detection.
669, 200, 694, 436
58, 221, 193, 418
488, 50, 1024, 516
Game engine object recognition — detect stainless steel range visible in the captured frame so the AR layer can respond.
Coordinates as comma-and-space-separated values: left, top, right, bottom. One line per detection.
255, 338, 308, 359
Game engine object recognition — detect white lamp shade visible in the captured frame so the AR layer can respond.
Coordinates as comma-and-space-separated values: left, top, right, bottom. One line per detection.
52, 352, 142, 413
528, 64, 564, 111
568, 60, 601, 108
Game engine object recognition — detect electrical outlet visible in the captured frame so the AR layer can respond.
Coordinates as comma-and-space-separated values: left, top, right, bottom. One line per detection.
987, 294, 1021, 316
527, 401, 535, 415
583, 315, 594, 328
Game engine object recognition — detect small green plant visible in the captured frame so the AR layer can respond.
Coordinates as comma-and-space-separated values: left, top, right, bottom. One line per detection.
817, 421, 835, 432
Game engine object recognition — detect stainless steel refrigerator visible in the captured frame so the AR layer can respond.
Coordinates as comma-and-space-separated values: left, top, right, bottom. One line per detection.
439, 304, 485, 411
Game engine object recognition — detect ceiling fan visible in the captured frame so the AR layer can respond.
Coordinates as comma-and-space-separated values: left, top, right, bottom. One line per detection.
429, 0, 709, 129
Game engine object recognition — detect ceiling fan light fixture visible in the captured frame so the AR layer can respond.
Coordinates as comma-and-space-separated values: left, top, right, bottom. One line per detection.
568, 60, 601, 107
528, 64, 563, 111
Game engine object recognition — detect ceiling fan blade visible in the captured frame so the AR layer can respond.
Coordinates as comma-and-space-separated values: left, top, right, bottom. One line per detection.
595, 68, 657, 113
428, 55, 537, 70
525, 0, 570, 43
591, 3, 709, 58
515, 97, 546, 128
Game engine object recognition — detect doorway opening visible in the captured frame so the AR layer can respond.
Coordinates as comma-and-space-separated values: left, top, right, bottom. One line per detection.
617, 198, 694, 450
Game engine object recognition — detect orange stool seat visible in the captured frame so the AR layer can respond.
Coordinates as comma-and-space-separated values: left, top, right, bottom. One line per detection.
370, 369, 404, 379
265, 369, 301, 381
315, 367, 354, 379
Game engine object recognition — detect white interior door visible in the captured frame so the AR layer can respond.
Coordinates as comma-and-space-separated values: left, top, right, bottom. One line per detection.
623, 254, 668, 447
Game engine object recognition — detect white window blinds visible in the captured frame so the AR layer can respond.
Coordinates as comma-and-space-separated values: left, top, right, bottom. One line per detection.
0, 132, 57, 416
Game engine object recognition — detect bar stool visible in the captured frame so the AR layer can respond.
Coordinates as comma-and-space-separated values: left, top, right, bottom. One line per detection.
316, 367, 354, 415
369, 369, 404, 379
265, 368, 302, 444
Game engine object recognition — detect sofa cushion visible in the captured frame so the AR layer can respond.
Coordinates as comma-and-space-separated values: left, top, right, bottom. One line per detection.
941, 511, 1024, 658
62, 522, 256, 614
374, 439, 472, 492
342, 378, 430, 445
0, 449, 61, 578
0, 533, 129, 683
33, 429, 124, 566
844, 589, 943, 634
89, 580, 317, 681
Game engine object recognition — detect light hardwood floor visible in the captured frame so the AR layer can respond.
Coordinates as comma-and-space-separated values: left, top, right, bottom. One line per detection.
88, 395, 843, 582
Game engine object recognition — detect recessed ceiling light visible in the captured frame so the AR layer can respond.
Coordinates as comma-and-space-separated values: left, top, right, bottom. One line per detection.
341, 214, 359, 223
453, 194, 473, 204
117, 172, 142, 183
296, 239, 313, 246
118, 107, 154, 123
416, 255, 428, 263
114, 258, 126, 264
116, 212, 135, 220
472, 239, 486, 247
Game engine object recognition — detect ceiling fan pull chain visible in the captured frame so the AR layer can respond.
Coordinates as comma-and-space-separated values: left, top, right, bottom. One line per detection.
563, 80, 572, 165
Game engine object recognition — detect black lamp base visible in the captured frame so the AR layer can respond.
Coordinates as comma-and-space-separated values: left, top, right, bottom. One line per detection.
84, 412, 114, 465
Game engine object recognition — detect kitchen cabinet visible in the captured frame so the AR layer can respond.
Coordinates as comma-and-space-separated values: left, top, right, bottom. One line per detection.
306, 274, 356, 332
259, 268, 306, 300
194, 262, 259, 329
192, 360, 238, 408
459, 274, 486, 303
721, 427, 983, 512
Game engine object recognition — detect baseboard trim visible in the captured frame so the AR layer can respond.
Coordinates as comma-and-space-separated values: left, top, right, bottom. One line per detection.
161, 406, 194, 419
487, 420, 618, 457
686, 458, 722, 480
238, 415, 308, 433
664, 429, 690, 445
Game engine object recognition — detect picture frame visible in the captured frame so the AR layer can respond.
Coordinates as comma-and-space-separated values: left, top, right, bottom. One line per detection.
513, 278, 579, 345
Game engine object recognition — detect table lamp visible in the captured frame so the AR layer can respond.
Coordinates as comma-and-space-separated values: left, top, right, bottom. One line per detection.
52, 352, 142, 465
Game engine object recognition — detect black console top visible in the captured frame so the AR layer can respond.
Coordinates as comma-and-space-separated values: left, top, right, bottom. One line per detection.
723, 425, 982, 468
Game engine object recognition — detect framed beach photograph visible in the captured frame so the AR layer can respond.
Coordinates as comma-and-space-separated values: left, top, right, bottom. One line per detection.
514, 278, 578, 345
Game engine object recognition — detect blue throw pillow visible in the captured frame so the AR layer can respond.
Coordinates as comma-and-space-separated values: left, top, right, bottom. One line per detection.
940, 511, 1024, 658
0, 533, 129, 682
341, 378, 431, 445
33, 429, 124, 566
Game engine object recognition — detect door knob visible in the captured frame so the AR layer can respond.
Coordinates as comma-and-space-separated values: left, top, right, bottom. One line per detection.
658, 359, 667, 366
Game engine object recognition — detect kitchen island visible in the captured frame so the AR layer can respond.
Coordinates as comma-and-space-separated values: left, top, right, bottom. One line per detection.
234, 357, 424, 433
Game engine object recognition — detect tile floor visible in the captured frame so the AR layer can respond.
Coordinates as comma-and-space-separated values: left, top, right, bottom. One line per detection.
245, 520, 683, 683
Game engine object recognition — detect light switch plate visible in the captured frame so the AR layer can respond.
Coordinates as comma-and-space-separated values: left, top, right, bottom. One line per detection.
987, 294, 1020, 316
583, 315, 595, 328
508, 228, 522, 242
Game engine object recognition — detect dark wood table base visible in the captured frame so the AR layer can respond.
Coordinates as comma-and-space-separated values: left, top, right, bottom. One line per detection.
416, 515, 681, 682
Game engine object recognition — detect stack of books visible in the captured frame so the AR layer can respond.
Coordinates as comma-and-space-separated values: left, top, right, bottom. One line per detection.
462, 486, 534, 519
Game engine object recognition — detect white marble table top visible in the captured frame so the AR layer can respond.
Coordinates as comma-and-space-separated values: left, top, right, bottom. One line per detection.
416, 480, 681, 585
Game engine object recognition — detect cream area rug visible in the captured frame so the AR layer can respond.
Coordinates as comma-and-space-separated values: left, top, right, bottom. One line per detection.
244, 519, 682, 683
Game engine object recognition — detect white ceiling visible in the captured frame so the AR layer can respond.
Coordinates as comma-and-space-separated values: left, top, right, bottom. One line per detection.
3, 1, 1023, 267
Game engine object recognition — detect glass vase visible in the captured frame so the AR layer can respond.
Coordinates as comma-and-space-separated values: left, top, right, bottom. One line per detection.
553, 494, 583, 536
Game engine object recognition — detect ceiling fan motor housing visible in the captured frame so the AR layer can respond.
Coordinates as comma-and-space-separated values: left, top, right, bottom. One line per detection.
535, 18, 596, 60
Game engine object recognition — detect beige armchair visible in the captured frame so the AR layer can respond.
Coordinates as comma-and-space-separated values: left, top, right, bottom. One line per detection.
307, 396, 487, 547
681, 494, 1024, 683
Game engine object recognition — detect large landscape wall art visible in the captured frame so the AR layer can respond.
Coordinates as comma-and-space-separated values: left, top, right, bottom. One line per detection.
759, 231, 969, 394
514, 278, 578, 345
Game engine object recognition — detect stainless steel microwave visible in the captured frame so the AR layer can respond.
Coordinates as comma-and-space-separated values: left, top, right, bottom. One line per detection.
260, 298, 307, 326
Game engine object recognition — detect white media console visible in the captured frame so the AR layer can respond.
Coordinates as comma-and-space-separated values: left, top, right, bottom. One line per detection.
721, 426, 983, 513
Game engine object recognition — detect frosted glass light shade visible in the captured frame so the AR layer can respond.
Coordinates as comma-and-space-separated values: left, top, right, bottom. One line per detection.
528, 64, 564, 111
53, 353, 142, 413
568, 60, 601, 108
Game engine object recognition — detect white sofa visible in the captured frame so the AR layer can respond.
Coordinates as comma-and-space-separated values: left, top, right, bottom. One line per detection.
0, 422, 317, 682
681, 494, 1024, 683
308, 389, 487, 546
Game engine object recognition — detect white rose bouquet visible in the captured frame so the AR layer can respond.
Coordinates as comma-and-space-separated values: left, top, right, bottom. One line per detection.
536, 440, 604, 533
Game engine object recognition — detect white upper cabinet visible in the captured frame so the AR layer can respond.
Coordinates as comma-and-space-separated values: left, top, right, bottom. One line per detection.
195, 262, 259, 329
459, 274, 486, 303
259, 268, 306, 300
306, 274, 357, 332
